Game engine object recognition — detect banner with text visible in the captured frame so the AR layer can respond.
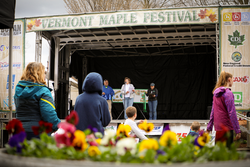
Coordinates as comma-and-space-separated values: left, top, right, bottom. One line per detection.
113, 89, 148, 103
26, 8, 218, 32
0, 20, 25, 112
221, 7, 250, 111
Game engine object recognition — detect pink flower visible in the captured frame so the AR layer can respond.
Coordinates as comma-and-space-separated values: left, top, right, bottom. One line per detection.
86, 134, 98, 146
55, 122, 76, 146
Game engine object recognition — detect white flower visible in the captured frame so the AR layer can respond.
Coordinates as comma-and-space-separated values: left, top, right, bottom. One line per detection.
100, 129, 116, 145
116, 138, 137, 156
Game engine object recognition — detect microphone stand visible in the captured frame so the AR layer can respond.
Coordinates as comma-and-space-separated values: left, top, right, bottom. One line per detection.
117, 83, 126, 119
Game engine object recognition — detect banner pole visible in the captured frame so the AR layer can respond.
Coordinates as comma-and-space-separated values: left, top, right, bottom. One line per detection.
8, 28, 13, 121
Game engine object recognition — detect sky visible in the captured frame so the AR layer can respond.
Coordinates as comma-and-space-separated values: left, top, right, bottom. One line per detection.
15, 0, 68, 68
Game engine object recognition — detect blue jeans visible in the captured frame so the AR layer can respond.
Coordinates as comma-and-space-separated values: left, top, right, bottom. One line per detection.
123, 97, 134, 119
148, 100, 158, 120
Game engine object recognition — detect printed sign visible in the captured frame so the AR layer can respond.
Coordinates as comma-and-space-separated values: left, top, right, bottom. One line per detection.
104, 123, 118, 134
139, 123, 164, 135
233, 76, 249, 84
221, 7, 250, 111
113, 89, 148, 103
0, 20, 25, 112
25, 8, 218, 32
233, 92, 243, 107
170, 124, 215, 145
228, 30, 245, 48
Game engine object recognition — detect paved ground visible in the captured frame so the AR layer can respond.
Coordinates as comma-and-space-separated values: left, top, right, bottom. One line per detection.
0, 149, 250, 167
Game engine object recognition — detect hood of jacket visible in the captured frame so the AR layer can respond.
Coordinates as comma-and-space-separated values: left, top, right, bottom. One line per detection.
82, 72, 103, 95
214, 87, 228, 97
15, 80, 50, 98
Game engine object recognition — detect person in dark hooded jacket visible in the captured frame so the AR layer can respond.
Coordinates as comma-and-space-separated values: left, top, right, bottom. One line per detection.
74, 72, 111, 134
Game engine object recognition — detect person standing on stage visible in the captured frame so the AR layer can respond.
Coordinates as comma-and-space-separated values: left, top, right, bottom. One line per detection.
121, 77, 135, 119
146, 83, 158, 120
102, 79, 114, 120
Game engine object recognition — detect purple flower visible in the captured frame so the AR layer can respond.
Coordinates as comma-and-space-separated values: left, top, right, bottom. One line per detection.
8, 131, 26, 153
87, 125, 98, 133
199, 129, 204, 136
157, 149, 166, 155
162, 124, 170, 134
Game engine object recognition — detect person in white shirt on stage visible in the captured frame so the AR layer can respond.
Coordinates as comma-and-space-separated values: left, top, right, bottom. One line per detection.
121, 77, 135, 119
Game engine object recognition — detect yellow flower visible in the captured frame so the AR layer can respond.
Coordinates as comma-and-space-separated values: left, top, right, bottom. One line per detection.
96, 138, 102, 145
72, 130, 88, 151
88, 146, 101, 157
116, 124, 131, 137
194, 146, 200, 155
139, 138, 159, 152
138, 120, 154, 133
159, 130, 178, 147
197, 132, 210, 147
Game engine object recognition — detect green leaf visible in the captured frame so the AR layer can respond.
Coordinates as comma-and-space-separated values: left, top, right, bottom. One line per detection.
228, 30, 245, 48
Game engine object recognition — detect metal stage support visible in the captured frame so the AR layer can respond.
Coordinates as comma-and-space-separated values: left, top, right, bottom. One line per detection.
8, 28, 13, 121
82, 56, 88, 81
216, 23, 219, 80
35, 31, 42, 63
53, 37, 71, 118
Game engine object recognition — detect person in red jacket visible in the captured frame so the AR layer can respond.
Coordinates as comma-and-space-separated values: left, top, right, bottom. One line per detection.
207, 71, 241, 147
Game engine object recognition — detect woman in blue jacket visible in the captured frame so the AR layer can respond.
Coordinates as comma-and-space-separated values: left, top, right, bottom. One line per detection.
14, 62, 61, 140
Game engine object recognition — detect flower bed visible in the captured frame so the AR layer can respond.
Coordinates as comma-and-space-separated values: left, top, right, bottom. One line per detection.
3, 111, 246, 164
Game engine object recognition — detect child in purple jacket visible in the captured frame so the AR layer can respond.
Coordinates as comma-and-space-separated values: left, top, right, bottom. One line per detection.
207, 71, 241, 147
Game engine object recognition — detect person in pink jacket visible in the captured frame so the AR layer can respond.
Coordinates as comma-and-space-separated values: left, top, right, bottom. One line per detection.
207, 71, 241, 147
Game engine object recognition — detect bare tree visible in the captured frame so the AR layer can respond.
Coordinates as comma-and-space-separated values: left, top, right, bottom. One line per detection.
64, 0, 140, 13
64, 0, 249, 14
175, 0, 249, 7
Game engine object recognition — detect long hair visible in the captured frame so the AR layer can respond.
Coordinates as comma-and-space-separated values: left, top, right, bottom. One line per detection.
21, 62, 46, 84
212, 71, 233, 94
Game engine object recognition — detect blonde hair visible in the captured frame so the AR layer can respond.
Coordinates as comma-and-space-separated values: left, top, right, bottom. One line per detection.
126, 106, 137, 118
191, 121, 200, 132
212, 71, 233, 94
21, 62, 46, 84
124, 77, 131, 83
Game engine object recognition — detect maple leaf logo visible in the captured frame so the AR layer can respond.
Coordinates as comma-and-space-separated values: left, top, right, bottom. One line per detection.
198, 8, 217, 23
35, 19, 42, 27
209, 14, 217, 23
228, 30, 245, 48
198, 9, 207, 19
205, 9, 215, 17
27, 23, 33, 31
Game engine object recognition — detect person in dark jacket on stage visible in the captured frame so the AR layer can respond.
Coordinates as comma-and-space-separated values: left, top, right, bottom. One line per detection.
15, 62, 61, 140
146, 83, 158, 120
74, 72, 111, 134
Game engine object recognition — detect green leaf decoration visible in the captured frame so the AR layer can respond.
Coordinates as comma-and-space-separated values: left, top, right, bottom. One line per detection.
228, 30, 245, 48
